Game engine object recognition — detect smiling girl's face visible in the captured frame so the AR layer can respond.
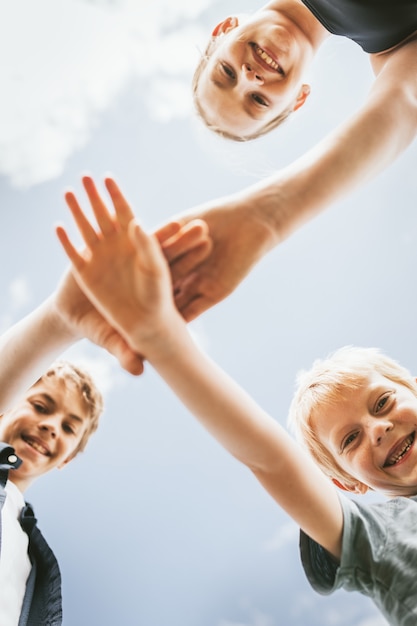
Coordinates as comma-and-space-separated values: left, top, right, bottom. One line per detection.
194, 11, 313, 139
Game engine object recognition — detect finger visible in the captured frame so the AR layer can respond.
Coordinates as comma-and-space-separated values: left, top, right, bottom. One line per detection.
113, 345, 145, 376
99, 326, 146, 376
104, 177, 135, 229
177, 294, 211, 323
155, 219, 208, 248
154, 221, 181, 244
129, 220, 165, 268
55, 225, 87, 271
121, 354, 145, 376
161, 220, 210, 263
170, 240, 212, 282
173, 269, 224, 321
65, 191, 100, 248
82, 176, 117, 235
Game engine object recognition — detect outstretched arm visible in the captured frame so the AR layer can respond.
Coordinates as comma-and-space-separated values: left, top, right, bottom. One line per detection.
57, 176, 344, 560
168, 36, 417, 321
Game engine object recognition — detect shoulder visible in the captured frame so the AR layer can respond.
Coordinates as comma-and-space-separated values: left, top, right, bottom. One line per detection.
370, 29, 417, 75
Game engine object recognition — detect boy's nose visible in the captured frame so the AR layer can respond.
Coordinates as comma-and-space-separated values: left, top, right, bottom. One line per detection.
241, 63, 264, 84
39, 419, 57, 438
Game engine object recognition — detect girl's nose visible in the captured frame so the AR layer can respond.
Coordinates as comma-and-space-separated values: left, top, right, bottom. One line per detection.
241, 63, 264, 84
370, 420, 392, 446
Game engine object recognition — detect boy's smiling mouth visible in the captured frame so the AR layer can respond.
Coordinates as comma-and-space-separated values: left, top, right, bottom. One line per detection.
21, 434, 51, 457
384, 432, 415, 467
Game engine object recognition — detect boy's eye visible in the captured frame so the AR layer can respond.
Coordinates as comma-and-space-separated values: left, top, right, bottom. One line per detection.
63, 423, 75, 435
251, 93, 269, 107
220, 62, 236, 80
33, 402, 47, 414
342, 431, 359, 450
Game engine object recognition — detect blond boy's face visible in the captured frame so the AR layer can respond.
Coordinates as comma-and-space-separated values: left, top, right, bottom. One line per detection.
312, 372, 417, 498
0, 376, 90, 491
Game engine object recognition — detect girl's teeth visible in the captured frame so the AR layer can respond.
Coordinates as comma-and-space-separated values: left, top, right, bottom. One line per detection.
254, 45, 279, 70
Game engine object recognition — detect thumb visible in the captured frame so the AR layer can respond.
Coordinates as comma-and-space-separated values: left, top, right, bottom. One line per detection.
94, 324, 145, 376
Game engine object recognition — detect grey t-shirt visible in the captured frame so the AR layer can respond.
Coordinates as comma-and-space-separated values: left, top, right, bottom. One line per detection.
300, 494, 417, 626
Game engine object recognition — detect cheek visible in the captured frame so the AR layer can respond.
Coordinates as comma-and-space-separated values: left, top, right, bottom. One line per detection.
337, 449, 368, 479
0, 419, 21, 442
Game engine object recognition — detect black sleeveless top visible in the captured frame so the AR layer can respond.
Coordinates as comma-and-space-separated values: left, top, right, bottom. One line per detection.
302, 0, 417, 52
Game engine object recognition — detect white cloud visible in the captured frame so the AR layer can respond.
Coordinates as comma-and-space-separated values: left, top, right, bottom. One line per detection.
9, 276, 32, 310
61, 341, 128, 396
0, 276, 32, 332
146, 77, 193, 124
0, 0, 212, 187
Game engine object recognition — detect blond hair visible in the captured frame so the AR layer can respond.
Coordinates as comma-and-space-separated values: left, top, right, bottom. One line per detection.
38, 360, 104, 457
288, 346, 417, 486
192, 39, 293, 142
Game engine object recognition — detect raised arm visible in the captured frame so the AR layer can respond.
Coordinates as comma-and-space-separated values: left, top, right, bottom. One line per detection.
0, 265, 149, 413
169, 36, 417, 321
0, 181, 211, 411
57, 175, 344, 560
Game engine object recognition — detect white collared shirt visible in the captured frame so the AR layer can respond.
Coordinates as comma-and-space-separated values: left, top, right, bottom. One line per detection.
0, 480, 31, 626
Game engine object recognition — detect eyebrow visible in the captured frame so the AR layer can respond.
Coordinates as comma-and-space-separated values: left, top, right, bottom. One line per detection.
32, 392, 85, 425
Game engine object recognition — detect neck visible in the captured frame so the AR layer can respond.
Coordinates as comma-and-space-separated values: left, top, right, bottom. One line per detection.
9, 474, 31, 494
264, 0, 330, 49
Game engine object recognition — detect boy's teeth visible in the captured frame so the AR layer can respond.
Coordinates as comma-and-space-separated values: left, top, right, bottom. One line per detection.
24, 436, 48, 455
253, 45, 279, 70
386, 434, 414, 466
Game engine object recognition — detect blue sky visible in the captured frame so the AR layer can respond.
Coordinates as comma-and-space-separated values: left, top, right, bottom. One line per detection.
2, 0, 417, 624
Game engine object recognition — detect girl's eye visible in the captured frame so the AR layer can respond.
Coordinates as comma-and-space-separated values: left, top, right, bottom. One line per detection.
251, 93, 268, 107
343, 431, 358, 450
63, 423, 75, 434
221, 63, 235, 79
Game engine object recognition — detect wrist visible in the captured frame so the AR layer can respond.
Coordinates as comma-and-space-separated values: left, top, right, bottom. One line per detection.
47, 292, 84, 342
127, 310, 187, 363
230, 179, 290, 248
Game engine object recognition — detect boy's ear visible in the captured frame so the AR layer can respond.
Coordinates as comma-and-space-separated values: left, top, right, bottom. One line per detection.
212, 17, 239, 38
332, 478, 368, 495
293, 84, 311, 112
57, 454, 76, 470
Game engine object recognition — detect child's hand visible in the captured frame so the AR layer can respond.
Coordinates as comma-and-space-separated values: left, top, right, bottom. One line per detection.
53, 269, 145, 375
56, 176, 185, 356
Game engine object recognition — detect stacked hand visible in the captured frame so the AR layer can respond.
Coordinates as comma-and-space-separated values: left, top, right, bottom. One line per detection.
56, 176, 193, 363
169, 193, 278, 321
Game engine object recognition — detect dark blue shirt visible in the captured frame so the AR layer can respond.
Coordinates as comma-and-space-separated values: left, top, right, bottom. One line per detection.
302, 0, 417, 52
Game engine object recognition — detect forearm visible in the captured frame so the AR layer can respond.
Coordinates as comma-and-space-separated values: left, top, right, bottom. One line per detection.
141, 320, 295, 471
0, 296, 79, 411
138, 321, 343, 557
230, 75, 417, 243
